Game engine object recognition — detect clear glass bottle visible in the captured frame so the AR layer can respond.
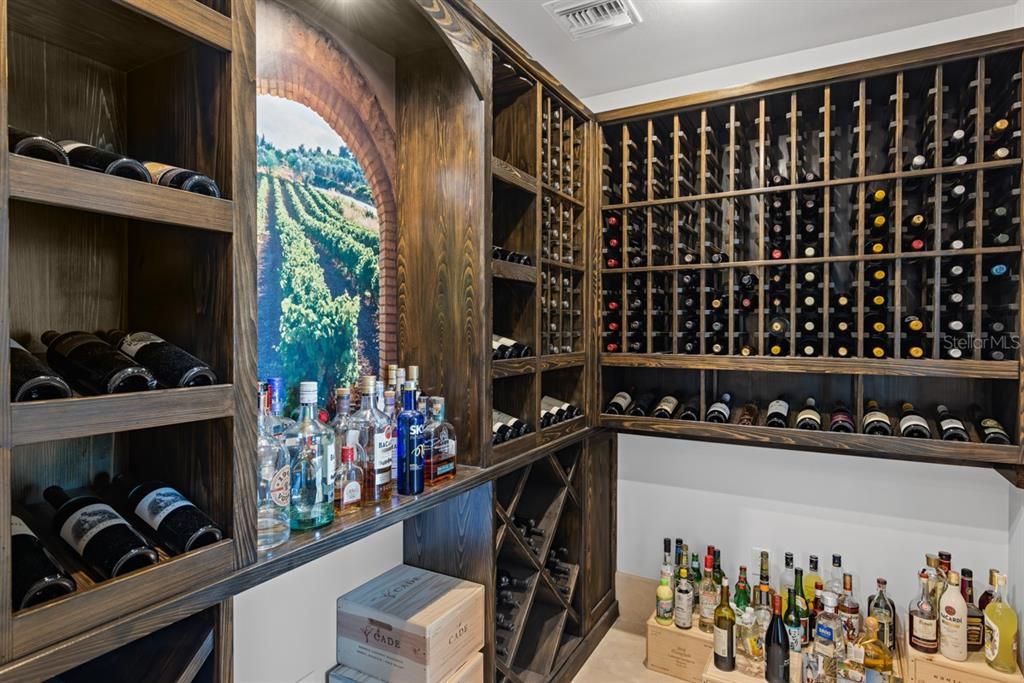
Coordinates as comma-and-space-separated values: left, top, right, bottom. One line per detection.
781, 552, 795, 613
984, 573, 1019, 673
256, 382, 290, 550
925, 553, 946, 607
384, 389, 398, 484
266, 376, 296, 439
804, 555, 823, 605
827, 553, 844, 595
699, 555, 718, 633
814, 591, 846, 683
674, 567, 693, 629
349, 376, 394, 504
838, 573, 861, 643
867, 578, 896, 651
423, 396, 457, 486
909, 573, 939, 653
850, 616, 892, 677
737, 606, 765, 676
285, 381, 335, 530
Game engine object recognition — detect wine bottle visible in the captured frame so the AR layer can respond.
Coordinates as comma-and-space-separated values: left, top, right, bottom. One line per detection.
899, 402, 932, 438
491, 334, 533, 360
102, 330, 216, 388
11, 514, 77, 611
8, 127, 69, 164
542, 395, 580, 421
936, 405, 969, 442
41, 331, 156, 395
9, 338, 72, 402
627, 392, 655, 417
829, 403, 856, 433
705, 393, 732, 423
604, 390, 633, 415
677, 398, 700, 421
652, 394, 679, 419
493, 409, 531, 438
765, 593, 789, 683
969, 405, 1010, 444
58, 141, 151, 181
765, 397, 790, 428
736, 403, 759, 426
43, 485, 159, 580
863, 400, 893, 436
104, 474, 223, 555
143, 162, 221, 197
794, 398, 822, 430
498, 569, 529, 591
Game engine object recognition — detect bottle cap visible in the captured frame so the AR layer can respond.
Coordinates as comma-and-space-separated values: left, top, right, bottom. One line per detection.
360, 375, 376, 393
705, 555, 713, 570
336, 386, 349, 397
679, 568, 688, 579
961, 568, 973, 579
989, 568, 999, 585
946, 570, 960, 585
384, 389, 395, 404
341, 445, 355, 462
408, 365, 420, 381
832, 553, 842, 566
299, 381, 317, 403
822, 591, 838, 607
938, 550, 951, 562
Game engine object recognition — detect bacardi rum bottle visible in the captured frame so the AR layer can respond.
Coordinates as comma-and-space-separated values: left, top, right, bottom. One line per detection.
350, 376, 394, 503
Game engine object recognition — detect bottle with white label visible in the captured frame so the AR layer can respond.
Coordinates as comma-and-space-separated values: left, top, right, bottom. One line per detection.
939, 570, 968, 661
604, 390, 633, 415
899, 402, 932, 438
257, 382, 290, 550
936, 405, 969, 441
335, 445, 364, 516
765, 397, 790, 428
674, 567, 694, 629
143, 162, 221, 197
43, 485, 158, 580
862, 399, 894, 436
106, 474, 222, 556
814, 592, 846, 683
9, 338, 72, 402
41, 330, 156, 395
705, 393, 732, 423
909, 574, 939, 653
285, 381, 335, 530
795, 397, 822, 430
11, 513, 77, 610
349, 376, 394, 503
103, 329, 216, 388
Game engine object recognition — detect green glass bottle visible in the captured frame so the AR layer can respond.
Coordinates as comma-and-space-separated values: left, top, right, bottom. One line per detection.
735, 565, 751, 611
794, 567, 810, 646
713, 548, 723, 586
691, 552, 703, 586
783, 587, 802, 652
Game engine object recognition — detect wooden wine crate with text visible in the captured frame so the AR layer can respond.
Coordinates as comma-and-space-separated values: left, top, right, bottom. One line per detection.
328, 652, 484, 683
646, 612, 714, 682
907, 642, 1021, 683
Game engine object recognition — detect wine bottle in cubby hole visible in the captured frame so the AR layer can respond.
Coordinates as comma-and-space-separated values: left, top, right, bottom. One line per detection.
832, 336, 854, 358
43, 485, 160, 580
941, 176, 970, 212
41, 330, 157, 395
623, 392, 654, 417
903, 213, 929, 252
796, 333, 821, 357
102, 330, 216, 388
765, 397, 789, 428
936, 405, 970, 442
795, 398, 822, 430
862, 400, 894, 436
143, 162, 220, 197
829, 403, 856, 433
103, 474, 223, 555
969, 405, 1011, 444
8, 127, 69, 164
498, 569, 529, 591
865, 333, 889, 359
11, 513, 77, 611
58, 141, 151, 181
984, 255, 1014, 284
542, 395, 581, 423
491, 334, 533, 360
707, 335, 727, 355
735, 402, 759, 426
767, 335, 790, 357
945, 257, 973, 282
9, 338, 72, 402
679, 334, 700, 355
705, 393, 732, 423
604, 390, 634, 415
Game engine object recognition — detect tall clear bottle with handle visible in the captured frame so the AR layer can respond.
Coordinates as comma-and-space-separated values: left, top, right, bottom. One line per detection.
285, 381, 335, 530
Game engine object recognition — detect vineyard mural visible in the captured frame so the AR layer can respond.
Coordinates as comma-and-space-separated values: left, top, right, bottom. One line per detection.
256, 0, 398, 411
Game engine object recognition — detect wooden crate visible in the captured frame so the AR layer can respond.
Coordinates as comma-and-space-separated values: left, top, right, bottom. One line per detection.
907, 644, 1021, 683
646, 613, 714, 682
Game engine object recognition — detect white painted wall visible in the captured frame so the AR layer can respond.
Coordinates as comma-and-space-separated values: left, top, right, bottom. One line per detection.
233, 525, 403, 683
1010, 485, 1024, 665
616, 435, 1012, 613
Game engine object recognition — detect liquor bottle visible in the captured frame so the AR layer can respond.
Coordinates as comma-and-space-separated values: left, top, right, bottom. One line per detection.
853, 617, 893, 675
979, 568, 1000, 611
11, 514, 77, 611
783, 587, 802, 652
794, 567, 811, 645
604, 390, 633, 415
705, 393, 732, 423
43, 485, 159, 580
41, 330, 156, 395
396, 381, 425, 496
909, 573, 939, 653
422, 397, 456, 487
765, 594, 790, 683
492, 334, 534, 359
656, 577, 674, 626
285, 382, 334, 530
9, 338, 72, 401
814, 592, 846, 683
781, 552, 796, 613
266, 377, 296, 438
350, 376, 395, 501
983, 572, 1018, 672
652, 394, 679, 419
257, 383, 290, 550
863, 400, 893, 435
8, 126, 69, 164
795, 397, 822, 430
674, 568, 694, 629
713, 577, 737, 672
828, 555, 844, 595
899, 402, 932, 438
960, 568, 985, 652
804, 556, 823, 608
838, 573, 861, 643
735, 566, 751, 611
713, 548, 724, 586
829, 403, 855, 433
58, 140, 151, 181
102, 330, 216, 388
335, 444, 364, 516
699, 555, 718, 633
765, 397, 790, 428
143, 162, 221, 197
106, 474, 222, 555
867, 578, 897, 650
939, 570, 968, 661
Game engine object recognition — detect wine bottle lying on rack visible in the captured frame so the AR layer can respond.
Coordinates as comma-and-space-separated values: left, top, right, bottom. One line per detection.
41, 330, 157, 395
104, 474, 223, 555
492, 246, 532, 265
541, 395, 581, 426
143, 162, 221, 197
58, 141, 151, 181
492, 334, 534, 360
43, 485, 160, 580
8, 126, 69, 164
11, 514, 77, 611
102, 330, 216, 388
10, 338, 72, 402
492, 409, 532, 444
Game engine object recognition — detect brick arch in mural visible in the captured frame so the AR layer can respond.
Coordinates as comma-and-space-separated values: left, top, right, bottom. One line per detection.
256, 0, 398, 364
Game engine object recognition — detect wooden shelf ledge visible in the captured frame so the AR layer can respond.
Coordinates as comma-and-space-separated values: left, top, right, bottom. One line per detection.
493, 357, 538, 378
601, 354, 1019, 380
9, 155, 234, 233
113, 0, 233, 52
541, 352, 585, 372
540, 257, 585, 273
492, 156, 538, 193
492, 259, 539, 283
600, 414, 1021, 465
542, 183, 584, 208
12, 384, 235, 446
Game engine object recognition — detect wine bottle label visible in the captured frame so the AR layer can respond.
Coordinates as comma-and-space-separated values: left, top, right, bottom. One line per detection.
900, 414, 930, 432
700, 590, 717, 619
940, 418, 966, 432
342, 480, 362, 505
911, 615, 938, 645
655, 396, 679, 415
492, 422, 506, 433
134, 486, 195, 531
9, 338, 27, 352
60, 503, 131, 555
786, 624, 802, 652
713, 625, 731, 657
796, 409, 821, 426
708, 402, 730, 420
270, 465, 290, 506
59, 142, 92, 153
768, 399, 789, 417
142, 161, 181, 184
373, 429, 394, 485
116, 332, 164, 358
864, 411, 889, 428
11, 515, 36, 538
609, 392, 631, 411
492, 335, 518, 347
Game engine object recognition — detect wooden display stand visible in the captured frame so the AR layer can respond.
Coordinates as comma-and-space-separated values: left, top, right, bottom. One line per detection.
907, 644, 1021, 683
645, 613, 714, 682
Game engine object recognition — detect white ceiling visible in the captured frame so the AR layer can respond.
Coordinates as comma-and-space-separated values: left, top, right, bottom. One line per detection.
477, 0, 1016, 99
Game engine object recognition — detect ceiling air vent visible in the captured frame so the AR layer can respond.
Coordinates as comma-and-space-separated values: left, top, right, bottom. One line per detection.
543, 0, 643, 40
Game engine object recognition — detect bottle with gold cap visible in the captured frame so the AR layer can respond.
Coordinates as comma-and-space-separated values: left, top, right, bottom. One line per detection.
983, 572, 1018, 673
349, 375, 394, 503
851, 616, 892, 674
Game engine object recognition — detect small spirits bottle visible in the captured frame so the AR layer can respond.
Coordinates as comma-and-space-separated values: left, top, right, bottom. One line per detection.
257, 382, 290, 550
851, 616, 892, 676
336, 445, 364, 516
814, 591, 846, 683
423, 397, 457, 486
674, 568, 693, 629
396, 381, 425, 495
656, 577, 674, 626
983, 573, 1018, 673
939, 570, 968, 661
909, 573, 939, 653
735, 565, 751, 611
960, 568, 985, 652
285, 381, 335, 530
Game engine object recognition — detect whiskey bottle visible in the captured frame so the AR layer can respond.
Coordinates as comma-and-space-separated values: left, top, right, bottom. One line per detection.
765, 397, 790, 428
794, 398, 822, 430
58, 140, 151, 181
862, 400, 893, 436
8, 127, 69, 164
604, 391, 633, 415
422, 397, 456, 487
11, 514, 77, 611
899, 402, 932, 438
41, 330, 157, 395
909, 574, 939, 653
43, 485, 159, 580
105, 474, 222, 555
937, 405, 969, 441
9, 338, 72, 402
959, 568, 985, 652
103, 330, 216, 388
705, 393, 732, 423
867, 578, 897, 650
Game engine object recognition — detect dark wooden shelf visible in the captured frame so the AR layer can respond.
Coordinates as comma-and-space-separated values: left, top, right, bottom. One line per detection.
540, 257, 585, 273
493, 357, 539, 378
602, 354, 1019, 380
542, 184, 584, 208
493, 156, 538, 193
492, 259, 539, 283
539, 415, 588, 443
11, 385, 235, 446
600, 414, 1020, 466
540, 353, 585, 372
9, 155, 234, 233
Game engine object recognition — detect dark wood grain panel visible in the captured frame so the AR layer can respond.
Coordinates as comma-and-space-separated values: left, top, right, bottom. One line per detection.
397, 47, 489, 466
214, 599, 232, 683
112, 0, 232, 51
0, 0, 12, 661
540, 353, 585, 372
403, 482, 495, 682
582, 432, 616, 632
548, 602, 618, 683
412, 0, 490, 100
492, 259, 539, 284
494, 90, 538, 177
493, 357, 539, 379
9, 156, 234, 232
492, 155, 538, 193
